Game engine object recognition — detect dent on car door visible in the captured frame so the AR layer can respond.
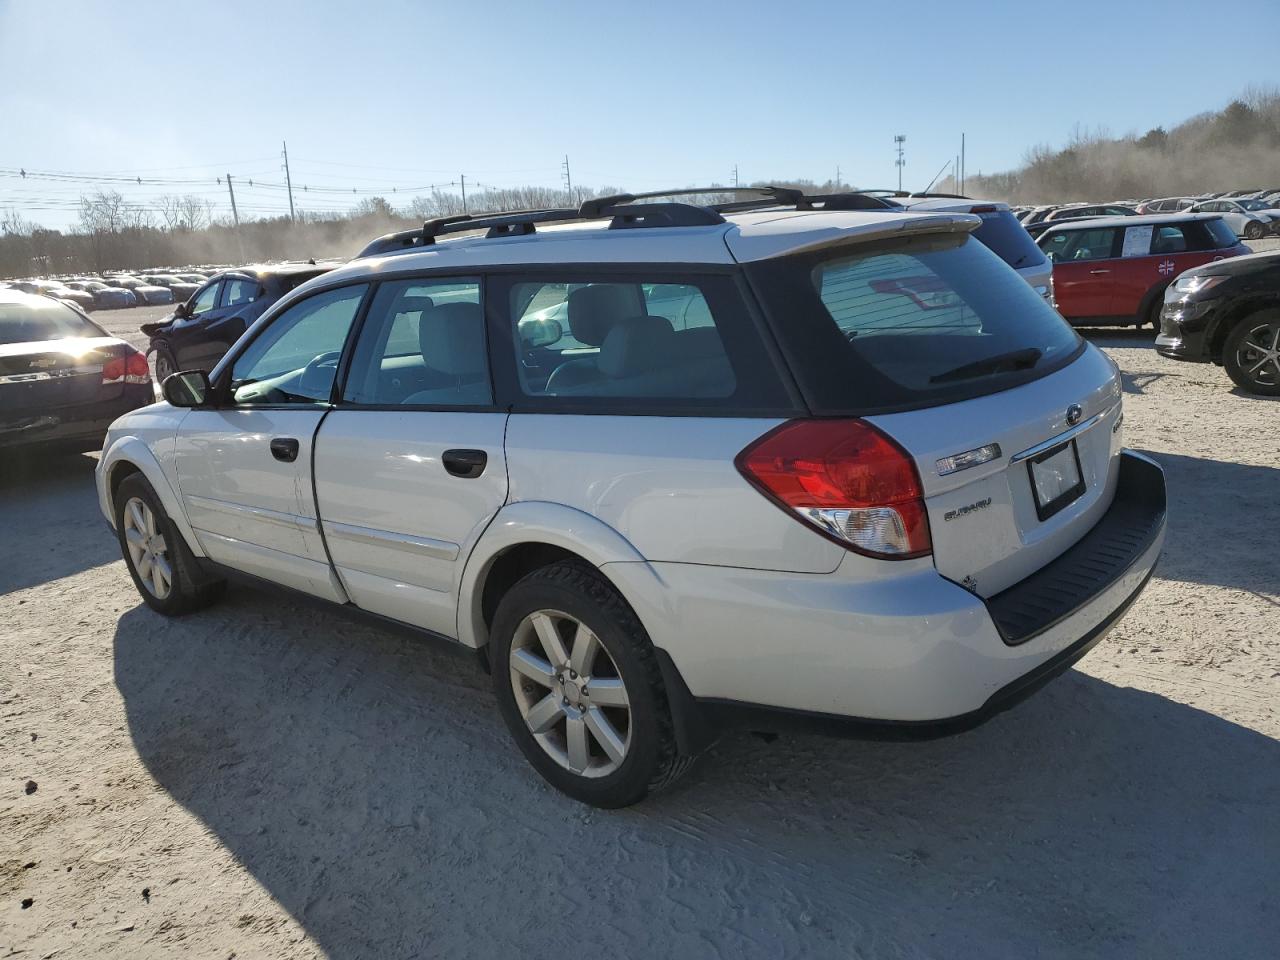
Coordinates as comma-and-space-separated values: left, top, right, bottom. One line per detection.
173, 283, 369, 599
313, 277, 509, 637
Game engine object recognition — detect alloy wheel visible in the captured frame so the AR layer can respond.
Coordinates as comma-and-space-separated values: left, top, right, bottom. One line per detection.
509, 609, 632, 778
122, 496, 172, 599
1235, 322, 1280, 389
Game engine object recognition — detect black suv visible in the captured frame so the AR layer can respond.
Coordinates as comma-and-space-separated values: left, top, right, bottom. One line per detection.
143, 262, 335, 380
1156, 250, 1280, 395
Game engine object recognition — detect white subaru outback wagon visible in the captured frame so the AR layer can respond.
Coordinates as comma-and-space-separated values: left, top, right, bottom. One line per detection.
97, 188, 1167, 807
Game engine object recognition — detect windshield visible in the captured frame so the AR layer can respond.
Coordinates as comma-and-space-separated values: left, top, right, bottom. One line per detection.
1239, 200, 1271, 211
0, 295, 101, 344
970, 209, 1047, 270
747, 233, 1082, 413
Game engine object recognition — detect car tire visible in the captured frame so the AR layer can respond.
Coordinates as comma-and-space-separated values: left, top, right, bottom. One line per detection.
152, 342, 178, 383
1244, 221, 1264, 240
490, 561, 691, 807
114, 473, 225, 615
1145, 296, 1163, 330
1222, 309, 1280, 396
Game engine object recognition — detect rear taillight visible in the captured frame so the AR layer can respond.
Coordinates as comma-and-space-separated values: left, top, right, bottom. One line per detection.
102, 349, 150, 386
735, 419, 932, 559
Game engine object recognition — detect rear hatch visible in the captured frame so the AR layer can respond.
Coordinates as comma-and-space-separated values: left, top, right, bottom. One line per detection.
744, 227, 1121, 595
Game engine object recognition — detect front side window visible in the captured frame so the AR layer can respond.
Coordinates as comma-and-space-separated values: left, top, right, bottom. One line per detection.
229, 284, 367, 405
1040, 227, 1118, 262
342, 278, 489, 406
508, 279, 736, 400
189, 282, 220, 316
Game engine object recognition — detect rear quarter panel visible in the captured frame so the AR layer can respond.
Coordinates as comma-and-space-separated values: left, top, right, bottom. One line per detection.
503, 414, 846, 574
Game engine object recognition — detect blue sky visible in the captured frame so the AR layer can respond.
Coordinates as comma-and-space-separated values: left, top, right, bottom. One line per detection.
3, 0, 1278, 227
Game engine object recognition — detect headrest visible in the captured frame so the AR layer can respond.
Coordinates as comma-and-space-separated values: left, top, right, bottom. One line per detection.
566, 284, 641, 345
394, 294, 434, 315
420, 301, 487, 376
598, 315, 676, 379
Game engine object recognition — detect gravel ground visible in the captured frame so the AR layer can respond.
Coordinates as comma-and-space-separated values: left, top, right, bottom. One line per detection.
3, 328, 1279, 958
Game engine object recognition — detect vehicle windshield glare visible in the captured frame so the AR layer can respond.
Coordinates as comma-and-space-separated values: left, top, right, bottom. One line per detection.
0, 296, 100, 344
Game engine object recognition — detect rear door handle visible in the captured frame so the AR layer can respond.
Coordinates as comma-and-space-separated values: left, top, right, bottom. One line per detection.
270, 437, 300, 463
1088, 269, 1111, 275
442, 448, 487, 479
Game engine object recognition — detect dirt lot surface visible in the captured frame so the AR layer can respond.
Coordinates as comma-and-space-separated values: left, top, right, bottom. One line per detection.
3, 330, 1279, 959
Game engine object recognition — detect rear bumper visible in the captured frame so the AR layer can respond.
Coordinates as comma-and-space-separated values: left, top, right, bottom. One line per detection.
616, 450, 1166, 748
0, 388, 152, 451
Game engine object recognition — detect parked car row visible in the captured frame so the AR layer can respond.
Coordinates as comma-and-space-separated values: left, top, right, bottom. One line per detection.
0, 268, 220, 311
1015, 189, 1280, 239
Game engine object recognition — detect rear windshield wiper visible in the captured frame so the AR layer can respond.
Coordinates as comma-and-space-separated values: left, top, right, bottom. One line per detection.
929, 347, 1042, 384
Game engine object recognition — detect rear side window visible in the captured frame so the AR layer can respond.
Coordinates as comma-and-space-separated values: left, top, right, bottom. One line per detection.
493, 274, 790, 412
748, 234, 1082, 413
970, 209, 1046, 270
1151, 225, 1190, 254
220, 278, 259, 307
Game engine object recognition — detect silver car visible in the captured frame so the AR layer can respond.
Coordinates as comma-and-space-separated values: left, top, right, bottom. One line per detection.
96, 190, 1167, 807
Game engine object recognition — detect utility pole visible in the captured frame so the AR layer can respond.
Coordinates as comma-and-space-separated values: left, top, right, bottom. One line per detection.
960, 133, 965, 194
562, 155, 573, 206
282, 141, 296, 222
224, 173, 246, 262
894, 135, 906, 191
732, 164, 739, 188
460, 174, 467, 215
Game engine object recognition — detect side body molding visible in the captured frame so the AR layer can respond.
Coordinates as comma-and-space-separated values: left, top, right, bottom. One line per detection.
98, 434, 204, 557
456, 500, 670, 650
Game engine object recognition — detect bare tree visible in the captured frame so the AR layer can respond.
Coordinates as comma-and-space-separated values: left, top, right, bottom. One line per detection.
79, 190, 128, 235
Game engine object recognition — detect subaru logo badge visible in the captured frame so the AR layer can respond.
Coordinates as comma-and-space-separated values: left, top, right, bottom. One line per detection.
1066, 403, 1083, 426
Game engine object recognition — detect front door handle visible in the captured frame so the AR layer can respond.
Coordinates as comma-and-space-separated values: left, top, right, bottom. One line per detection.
270, 437, 300, 463
1088, 269, 1111, 275
442, 448, 487, 479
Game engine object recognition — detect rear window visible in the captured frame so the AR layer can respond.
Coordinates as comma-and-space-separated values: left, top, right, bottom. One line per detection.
970, 209, 1047, 270
748, 234, 1083, 413
1203, 218, 1240, 248
0, 296, 101, 345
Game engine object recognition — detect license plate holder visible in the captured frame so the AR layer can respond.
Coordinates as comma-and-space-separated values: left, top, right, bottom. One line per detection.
1027, 438, 1085, 521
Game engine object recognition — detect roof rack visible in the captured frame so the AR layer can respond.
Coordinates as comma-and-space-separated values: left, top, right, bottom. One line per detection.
356, 187, 805, 259
352, 184, 938, 260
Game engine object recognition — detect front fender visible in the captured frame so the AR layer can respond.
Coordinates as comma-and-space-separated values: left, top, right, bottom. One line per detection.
98, 434, 203, 557
456, 500, 667, 650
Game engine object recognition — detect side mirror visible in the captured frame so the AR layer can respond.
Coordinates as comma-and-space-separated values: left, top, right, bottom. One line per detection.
518, 316, 563, 349
173, 301, 190, 319
162, 369, 211, 407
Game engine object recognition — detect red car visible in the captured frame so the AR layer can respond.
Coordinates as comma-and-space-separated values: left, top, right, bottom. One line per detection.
1037, 214, 1250, 327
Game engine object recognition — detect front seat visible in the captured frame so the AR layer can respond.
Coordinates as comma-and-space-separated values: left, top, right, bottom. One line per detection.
543, 283, 642, 394
402, 302, 491, 405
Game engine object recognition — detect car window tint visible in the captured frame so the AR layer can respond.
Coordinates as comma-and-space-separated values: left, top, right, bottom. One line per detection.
220, 278, 260, 308
342, 278, 490, 407
1151, 225, 1189, 254
0, 296, 99, 344
508, 279, 737, 401
1041, 227, 1116, 262
229, 285, 367, 405
189, 282, 220, 316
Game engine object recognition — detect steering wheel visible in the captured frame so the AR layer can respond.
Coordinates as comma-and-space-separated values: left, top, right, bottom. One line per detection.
298, 351, 342, 397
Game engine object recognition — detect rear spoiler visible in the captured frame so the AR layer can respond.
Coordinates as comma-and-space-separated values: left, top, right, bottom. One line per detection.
733, 213, 982, 263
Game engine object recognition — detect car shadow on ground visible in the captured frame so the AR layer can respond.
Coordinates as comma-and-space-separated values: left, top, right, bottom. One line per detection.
0, 450, 119, 594
113, 587, 1280, 959
1138, 449, 1280, 601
